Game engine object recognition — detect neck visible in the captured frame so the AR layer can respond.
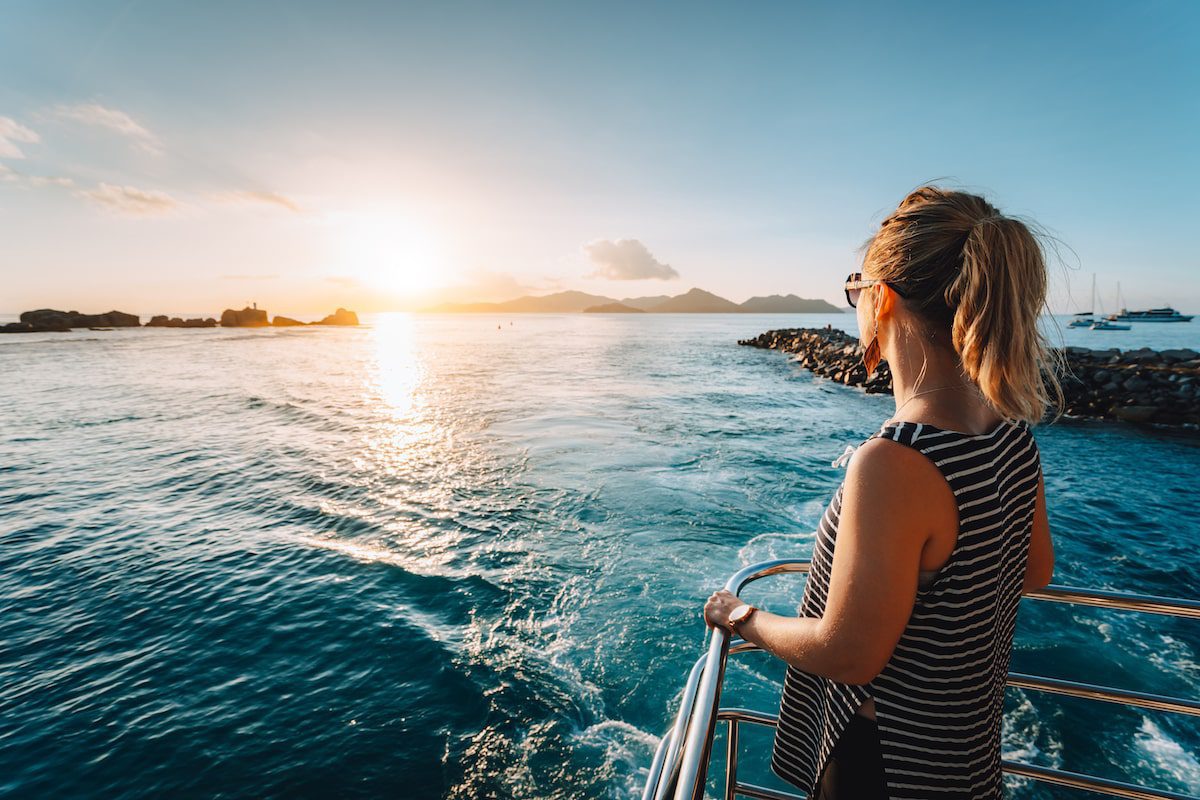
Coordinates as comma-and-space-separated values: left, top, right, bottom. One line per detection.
884, 331, 970, 409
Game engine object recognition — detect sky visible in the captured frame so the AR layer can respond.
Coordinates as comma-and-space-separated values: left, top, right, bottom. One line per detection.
1, 0, 1197, 315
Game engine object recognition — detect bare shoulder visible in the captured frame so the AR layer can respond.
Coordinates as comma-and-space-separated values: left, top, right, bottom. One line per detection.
844, 436, 951, 509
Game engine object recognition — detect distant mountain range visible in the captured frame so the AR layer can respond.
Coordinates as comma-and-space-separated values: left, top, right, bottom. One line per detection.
425, 288, 842, 314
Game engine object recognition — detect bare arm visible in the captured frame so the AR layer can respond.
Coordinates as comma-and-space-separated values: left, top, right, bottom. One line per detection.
707, 438, 951, 685
1022, 468, 1054, 593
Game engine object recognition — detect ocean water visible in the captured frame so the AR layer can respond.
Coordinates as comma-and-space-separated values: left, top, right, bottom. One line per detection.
1, 313, 1197, 800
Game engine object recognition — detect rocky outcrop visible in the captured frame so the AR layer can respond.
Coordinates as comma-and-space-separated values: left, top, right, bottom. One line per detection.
1, 321, 71, 333
739, 328, 893, 393
739, 328, 1200, 427
146, 315, 218, 328
220, 307, 269, 327
313, 308, 359, 326
18, 309, 140, 328
9, 305, 358, 332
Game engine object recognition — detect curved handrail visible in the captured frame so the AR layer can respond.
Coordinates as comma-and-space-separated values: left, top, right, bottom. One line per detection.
653, 558, 1200, 800
671, 559, 810, 800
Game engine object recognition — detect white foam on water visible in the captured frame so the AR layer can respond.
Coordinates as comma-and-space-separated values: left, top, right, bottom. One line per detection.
1001, 690, 1064, 792
1147, 635, 1200, 691
572, 719, 663, 800
1075, 614, 1116, 644
1133, 716, 1200, 793
736, 530, 816, 565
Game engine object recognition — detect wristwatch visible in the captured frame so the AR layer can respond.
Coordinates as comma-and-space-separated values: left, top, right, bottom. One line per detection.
727, 603, 757, 633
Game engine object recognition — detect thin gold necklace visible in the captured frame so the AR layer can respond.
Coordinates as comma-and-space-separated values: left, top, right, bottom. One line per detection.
891, 384, 973, 420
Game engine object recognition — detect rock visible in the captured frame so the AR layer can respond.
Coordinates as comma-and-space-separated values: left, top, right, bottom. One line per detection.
1113, 405, 1159, 423
314, 308, 359, 326
0, 321, 71, 333
1123, 376, 1150, 392
147, 315, 218, 328
19, 308, 140, 328
1161, 348, 1200, 363
220, 307, 269, 327
1125, 347, 1159, 364
272, 316, 304, 326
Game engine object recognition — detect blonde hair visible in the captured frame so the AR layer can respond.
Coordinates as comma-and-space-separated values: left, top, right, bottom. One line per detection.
863, 186, 1063, 423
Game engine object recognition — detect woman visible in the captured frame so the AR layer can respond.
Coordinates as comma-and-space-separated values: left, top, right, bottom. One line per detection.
704, 186, 1058, 799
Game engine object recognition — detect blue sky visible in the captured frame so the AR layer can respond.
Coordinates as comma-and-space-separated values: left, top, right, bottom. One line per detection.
1, 1, 1197, 314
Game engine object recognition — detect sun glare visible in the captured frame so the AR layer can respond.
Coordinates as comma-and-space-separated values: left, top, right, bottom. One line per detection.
334, 209, 451, 297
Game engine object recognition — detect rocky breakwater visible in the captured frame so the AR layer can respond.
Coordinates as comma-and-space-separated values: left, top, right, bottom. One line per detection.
220, 307, 270, 327
2, 308, 140, 332
219, 306, 360, 327
738, 327, 1200, 428
314, 307, 359, 325
147, 315, 218, 328
739, 328, 895, 393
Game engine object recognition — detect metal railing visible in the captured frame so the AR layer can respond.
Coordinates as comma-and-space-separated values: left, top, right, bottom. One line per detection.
642, 559, 1200, 800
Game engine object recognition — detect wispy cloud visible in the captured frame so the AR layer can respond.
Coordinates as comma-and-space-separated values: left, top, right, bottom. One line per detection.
326, 276, 360, 288
28, 175, 75, 188
0, 117, 39, 159
221, 273, 279, 280
212, 190, 302, 212
79, 182, 179, 215
583, 238, 679, 281
0, 160, 76, 188
45, 103, 162, 154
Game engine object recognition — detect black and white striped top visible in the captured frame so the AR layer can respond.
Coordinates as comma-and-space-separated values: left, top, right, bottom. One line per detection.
770, 418, 1041, 799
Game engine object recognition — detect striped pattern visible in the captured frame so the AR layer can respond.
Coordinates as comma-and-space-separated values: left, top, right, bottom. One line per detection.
770, 419, 1041, 799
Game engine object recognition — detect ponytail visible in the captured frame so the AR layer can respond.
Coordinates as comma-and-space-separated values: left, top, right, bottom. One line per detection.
949, 217, 1062, 422
863, 186, 1063, 424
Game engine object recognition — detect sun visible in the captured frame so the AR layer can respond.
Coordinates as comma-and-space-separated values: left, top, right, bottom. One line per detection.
334, 208, 451, 297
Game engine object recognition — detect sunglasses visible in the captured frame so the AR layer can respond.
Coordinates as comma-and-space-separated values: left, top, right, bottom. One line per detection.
844, 272, 909, 308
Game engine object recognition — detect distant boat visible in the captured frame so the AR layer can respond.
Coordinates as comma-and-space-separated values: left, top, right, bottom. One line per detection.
1091, 318, 1130, 331
1104, 281, 1193, 322
1068, 274, 1096, 328
1111, 307, 1194, 323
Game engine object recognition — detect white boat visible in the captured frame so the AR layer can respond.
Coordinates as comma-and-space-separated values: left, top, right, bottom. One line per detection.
1091, 319, 1130, 331
1112, 307, 1194, 323
1107, 281, 1193, 322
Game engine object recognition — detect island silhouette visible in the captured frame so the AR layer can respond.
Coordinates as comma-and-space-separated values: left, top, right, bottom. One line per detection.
426, 288, 842, 314
3, 306, 360, 333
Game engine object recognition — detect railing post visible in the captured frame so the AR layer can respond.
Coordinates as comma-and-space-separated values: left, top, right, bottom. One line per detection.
673, 559, 812, 800
724, 718, 739, 800
674, 625, 731, 800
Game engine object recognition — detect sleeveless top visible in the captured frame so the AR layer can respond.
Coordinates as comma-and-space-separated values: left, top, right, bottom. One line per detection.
770, 418, 1041, 799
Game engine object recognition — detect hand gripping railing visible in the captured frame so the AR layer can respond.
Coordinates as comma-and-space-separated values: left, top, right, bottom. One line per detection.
642, 559, 1200, 800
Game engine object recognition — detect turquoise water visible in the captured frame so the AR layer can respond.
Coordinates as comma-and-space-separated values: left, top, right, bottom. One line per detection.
1, 313, 1197, 799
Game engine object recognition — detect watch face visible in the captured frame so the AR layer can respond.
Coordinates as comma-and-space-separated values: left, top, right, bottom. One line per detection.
730, 605, 750, 623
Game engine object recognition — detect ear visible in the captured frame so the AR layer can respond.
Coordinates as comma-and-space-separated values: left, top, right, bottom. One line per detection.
874, 283, 897, 320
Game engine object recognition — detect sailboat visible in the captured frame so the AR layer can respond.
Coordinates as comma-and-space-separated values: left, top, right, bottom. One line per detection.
1092, 281, 1130, 330
1068, 274, 1096, 328
1091, 318, 1130, 331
